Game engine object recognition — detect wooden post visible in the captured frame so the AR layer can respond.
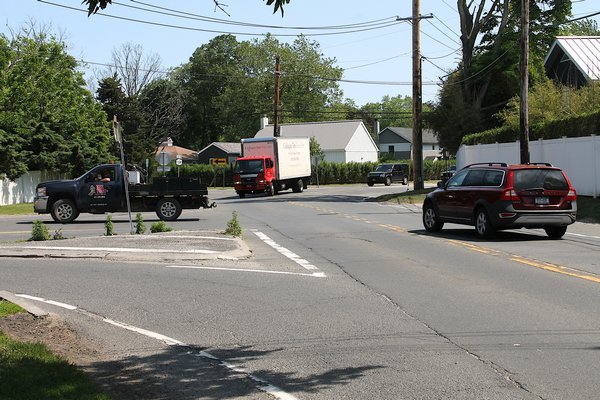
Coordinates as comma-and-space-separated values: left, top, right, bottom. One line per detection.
519, 0, 530, 164
274, 55, 281, 137
412, 0, 424, 189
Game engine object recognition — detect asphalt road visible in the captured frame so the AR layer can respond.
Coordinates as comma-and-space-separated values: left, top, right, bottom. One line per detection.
1, 183, 600, 399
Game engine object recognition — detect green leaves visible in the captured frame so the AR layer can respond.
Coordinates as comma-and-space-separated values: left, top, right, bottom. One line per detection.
0, 31, 111, 179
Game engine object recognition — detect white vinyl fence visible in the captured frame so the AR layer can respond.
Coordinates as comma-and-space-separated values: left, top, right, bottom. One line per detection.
456, 135, 600, 197
0, 170, 67, 206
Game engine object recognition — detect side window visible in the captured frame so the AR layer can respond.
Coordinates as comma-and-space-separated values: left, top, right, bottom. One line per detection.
483, 170, 504, 187
447, 169, 468, 187
463, 169, 486, 186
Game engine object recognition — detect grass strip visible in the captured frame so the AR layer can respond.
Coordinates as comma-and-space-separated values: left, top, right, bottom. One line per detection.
0, 300, 110, 400
0, 203, 34, 215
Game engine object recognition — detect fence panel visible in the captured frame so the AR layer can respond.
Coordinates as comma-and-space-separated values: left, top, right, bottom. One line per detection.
457, 135, 599, 197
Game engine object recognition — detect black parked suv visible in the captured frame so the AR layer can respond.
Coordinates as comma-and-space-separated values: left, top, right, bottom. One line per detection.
422, 162, 577, 239
367, 163, 409, 186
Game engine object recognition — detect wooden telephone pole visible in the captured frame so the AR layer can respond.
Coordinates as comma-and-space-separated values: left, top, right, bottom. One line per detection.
398, 1, 432, 190
274, 55, 281, 137
519, 0, 530, 164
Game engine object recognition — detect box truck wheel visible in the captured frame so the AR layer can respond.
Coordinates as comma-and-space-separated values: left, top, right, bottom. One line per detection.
156, 198, 182, 221
267, 183, 275, 196
292, 179, 304, 193
51, 199, 79, 223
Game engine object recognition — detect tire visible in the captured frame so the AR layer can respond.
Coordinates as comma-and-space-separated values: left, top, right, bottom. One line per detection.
385, 176, 392, 186
292, 179, 304, 193
51, 199, 79, 223
267, 183, 275, 196
422, 203, 444, 232
238, 192, 246, 198
544, 226, 567, 239
367, 181, 374, 187
402, 176, 408, 185
474, 208, 495, 238
156, 198, 182, 221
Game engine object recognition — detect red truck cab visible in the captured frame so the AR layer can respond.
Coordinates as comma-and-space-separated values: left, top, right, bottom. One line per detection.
233, 157, 276, 197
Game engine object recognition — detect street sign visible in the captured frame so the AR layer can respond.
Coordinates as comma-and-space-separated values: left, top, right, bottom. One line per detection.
176, 159, 183, 166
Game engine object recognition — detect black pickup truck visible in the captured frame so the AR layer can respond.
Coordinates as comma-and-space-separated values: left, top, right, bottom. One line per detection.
34, 164, 215, 223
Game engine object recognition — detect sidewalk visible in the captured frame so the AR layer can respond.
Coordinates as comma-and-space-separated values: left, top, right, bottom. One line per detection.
0, 230, 251, 262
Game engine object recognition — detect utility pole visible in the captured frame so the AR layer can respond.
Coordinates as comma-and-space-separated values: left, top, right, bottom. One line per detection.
274, 55, 281, 137
519, 0, 530, 164
399, 2, 432, 190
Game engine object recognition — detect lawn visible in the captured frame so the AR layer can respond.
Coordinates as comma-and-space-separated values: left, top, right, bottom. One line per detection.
0, 300, 110, 400
0, 203, 34, 215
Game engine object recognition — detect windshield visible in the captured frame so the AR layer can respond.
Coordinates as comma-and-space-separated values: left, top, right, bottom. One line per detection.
234, 159, 264, 174
513, 169, 568, 191
375, 165, 392, 172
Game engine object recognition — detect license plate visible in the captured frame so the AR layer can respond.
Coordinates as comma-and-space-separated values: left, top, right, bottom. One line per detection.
535, 196, 549, 205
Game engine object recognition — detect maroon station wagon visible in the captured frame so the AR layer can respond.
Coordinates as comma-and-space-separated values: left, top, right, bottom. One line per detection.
422, 163, 577, 239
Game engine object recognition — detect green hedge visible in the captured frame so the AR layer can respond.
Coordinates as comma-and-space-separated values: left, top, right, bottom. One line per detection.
462, 109, 600, 145
166, 159, 453, 186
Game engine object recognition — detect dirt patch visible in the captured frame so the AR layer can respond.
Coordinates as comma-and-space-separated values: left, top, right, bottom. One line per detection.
0, 312, 103, 365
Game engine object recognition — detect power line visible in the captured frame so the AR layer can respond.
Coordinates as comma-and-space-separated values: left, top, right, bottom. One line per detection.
39, 0, 401, 37
124, 0, 398, 30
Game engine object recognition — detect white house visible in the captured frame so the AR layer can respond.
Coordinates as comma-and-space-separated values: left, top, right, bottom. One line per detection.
377, 127, 440, 160
544, 36, 600, 87
254, 119, 378, 163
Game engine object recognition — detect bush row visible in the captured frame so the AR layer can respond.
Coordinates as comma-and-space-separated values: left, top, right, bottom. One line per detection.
167, 159, 454, 186
462, 109, 600, 145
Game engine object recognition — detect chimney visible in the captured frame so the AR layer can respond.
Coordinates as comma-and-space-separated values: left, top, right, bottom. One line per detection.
260, 115, 269, 129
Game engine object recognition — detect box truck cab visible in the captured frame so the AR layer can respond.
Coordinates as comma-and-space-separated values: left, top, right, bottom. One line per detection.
233, 137, 311, 198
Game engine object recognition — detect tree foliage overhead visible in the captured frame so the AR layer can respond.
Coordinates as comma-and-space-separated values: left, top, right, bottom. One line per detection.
429, 0, 573, 154
170, 34, 343, 149
0, 28, 111, 180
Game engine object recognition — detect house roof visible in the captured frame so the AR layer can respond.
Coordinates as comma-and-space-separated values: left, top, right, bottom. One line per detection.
199, 142, 241, 154
155, 145, 198, 161
544, 36, 600, 82
255, 120, 373, 151
381, 127, 438, 144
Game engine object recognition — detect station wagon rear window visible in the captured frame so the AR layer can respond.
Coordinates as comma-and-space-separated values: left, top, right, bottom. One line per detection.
513, 169, 569, 191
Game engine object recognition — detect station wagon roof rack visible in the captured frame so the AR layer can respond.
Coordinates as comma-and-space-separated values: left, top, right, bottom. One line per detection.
464, 162, 508, 168
525, 162, 553, 166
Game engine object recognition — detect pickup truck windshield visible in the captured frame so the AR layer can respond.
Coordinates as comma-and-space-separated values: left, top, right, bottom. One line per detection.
235, 159, 264, 174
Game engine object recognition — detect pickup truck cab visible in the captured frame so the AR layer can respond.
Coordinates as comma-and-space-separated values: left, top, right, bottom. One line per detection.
34, 164, 214, 223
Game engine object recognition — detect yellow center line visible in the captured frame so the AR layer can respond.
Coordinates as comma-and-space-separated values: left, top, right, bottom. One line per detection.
509, 256, 600, 284
290, 202, 600, 285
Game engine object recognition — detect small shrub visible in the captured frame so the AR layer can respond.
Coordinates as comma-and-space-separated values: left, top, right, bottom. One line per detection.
30, 220, 50, 241
150, 221, 172, 233
135, 213, 146, 234
105, 215, 115, 236
52, 229, 66, 240
224, 211, 242, 237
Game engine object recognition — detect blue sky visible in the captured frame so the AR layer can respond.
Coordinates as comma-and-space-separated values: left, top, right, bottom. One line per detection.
2, 0, 599, 106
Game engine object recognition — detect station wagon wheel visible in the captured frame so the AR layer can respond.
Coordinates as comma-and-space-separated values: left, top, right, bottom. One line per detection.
475, 208, 495, 238
423, 203, 444, 232
51, 199, 80, 223
156, 198, 182, 221
544, 226, 567, 240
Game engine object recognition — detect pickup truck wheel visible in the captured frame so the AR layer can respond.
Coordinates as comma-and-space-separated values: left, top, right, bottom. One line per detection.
156, 198, 182, 221
51, 199, 79, 223
402, 176, 408, 185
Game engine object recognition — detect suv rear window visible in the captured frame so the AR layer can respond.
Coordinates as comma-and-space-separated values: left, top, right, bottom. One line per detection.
513, 169, 569, 191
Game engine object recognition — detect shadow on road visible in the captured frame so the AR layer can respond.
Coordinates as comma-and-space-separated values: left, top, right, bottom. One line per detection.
81, 344, 384, 399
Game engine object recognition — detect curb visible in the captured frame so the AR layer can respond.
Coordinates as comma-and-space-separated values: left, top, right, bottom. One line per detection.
0, 290, 49, 317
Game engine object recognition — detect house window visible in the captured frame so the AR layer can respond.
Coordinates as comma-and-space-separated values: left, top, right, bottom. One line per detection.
388, 145, 394, 154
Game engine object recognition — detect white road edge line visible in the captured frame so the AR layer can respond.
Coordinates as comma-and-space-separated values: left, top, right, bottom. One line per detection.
15, 294, 77, 310
15, 293, 299, 400
166, 265, 326, 278
252, 230, 326, 277
567, 232, 600, 240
